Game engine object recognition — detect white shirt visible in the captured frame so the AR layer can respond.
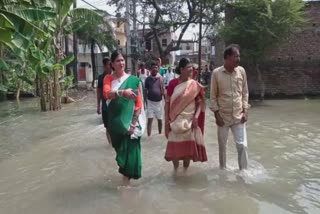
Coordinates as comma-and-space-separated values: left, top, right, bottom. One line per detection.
164, 72, 175, 86
138, 69, 149, 84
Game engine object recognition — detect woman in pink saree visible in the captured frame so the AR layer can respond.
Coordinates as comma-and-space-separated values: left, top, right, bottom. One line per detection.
165, 58, 207, 170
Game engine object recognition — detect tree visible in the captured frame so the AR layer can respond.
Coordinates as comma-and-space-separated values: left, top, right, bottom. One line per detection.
76, 11, 115, 88
0, 0, 104, 110
0, 0, 52, 102
109, 0, 224, 63
0, 52, 9, 101
220, 0, 305, 100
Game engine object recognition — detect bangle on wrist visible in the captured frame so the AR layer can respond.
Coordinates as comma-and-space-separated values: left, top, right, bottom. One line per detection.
133, 114, 139, 120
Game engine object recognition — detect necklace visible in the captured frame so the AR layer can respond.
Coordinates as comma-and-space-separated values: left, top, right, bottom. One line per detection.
113, 71, 125, 82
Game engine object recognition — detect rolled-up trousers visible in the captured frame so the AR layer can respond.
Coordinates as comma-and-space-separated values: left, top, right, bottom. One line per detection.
217, 123, 248, 170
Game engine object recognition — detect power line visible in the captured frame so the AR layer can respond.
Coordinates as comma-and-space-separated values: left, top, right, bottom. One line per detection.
78, 0, 116, 17
79, 0, 101, 10
86, 0, 107, 7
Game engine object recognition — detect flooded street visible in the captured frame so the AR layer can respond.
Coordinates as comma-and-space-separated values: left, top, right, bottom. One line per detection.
0, 94, 320, 214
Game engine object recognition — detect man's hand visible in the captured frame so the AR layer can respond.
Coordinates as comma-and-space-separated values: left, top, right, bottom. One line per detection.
96, 106, 101, 115
214, 111, 224, 127
241, 110, 248, 124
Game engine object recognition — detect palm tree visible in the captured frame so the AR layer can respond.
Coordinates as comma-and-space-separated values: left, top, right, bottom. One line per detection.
0, 0, 106, 110
76, 11, 116, 88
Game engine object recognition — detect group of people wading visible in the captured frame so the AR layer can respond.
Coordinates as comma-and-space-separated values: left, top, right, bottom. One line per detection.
96, 44, 249, 185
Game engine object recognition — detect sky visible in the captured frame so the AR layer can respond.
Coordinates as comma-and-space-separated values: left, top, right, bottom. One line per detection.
77, 0, 198, 40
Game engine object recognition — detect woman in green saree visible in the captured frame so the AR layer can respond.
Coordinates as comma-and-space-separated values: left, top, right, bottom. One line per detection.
103, 51, 146, 185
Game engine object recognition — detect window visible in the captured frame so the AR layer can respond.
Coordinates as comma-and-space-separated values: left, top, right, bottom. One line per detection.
186, 45, 191, 50
117, 21, 121, 28
162, 38, 167, 47
145, 39, 152, 51
117, 40, 121, 46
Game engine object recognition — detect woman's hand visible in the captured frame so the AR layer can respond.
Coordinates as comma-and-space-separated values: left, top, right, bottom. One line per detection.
128, 124, 135, 135
165, 120, 171, 139
192, 117, 198, 129
121, 88, 136, 99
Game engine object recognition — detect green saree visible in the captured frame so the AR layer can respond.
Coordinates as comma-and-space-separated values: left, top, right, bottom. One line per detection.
107, 75, 145, 179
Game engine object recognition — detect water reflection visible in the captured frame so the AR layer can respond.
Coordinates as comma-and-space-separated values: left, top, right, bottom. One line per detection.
0, 97, 319, 213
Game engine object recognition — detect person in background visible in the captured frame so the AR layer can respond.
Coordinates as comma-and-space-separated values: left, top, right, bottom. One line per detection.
210, 44, 249, 170
164, 66, 175, 89
204, 65, 210, 85
145, 61, 165, 136
137, 62, 149, 84
97, 57, 112, 144
156, 58, 166, 76
192, 67, 198, 80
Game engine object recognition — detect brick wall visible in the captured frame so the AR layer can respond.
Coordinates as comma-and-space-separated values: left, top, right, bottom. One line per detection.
266, 1, 320, 61
221, 1, 320, 97
246, 60, 320, 98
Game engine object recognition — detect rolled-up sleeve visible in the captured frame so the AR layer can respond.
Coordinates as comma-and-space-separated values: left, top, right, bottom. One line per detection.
134, 87, 142, 111
103, 75, 112, 99
241, 68, 249, 110
209, 70, 219, 112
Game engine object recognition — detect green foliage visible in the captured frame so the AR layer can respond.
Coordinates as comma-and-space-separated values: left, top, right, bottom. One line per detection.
220, 0, 306, 62
0, 58, 9, 70
109, 0, 224, 59
0, 0, 106, 108
61, 73, 74, 96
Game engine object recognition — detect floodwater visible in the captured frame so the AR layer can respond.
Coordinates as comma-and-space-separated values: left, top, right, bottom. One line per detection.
0, 94, 319, 214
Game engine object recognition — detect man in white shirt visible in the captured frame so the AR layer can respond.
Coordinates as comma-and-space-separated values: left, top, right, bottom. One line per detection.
137, 62, 149, 84
164, 67, 175, 89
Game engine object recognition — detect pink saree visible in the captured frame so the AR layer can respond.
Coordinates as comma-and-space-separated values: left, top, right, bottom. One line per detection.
165, 79, 207, 162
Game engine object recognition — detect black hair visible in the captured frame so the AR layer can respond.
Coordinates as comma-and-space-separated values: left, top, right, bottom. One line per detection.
111, 50, 122, 62
175, 57, 191, 74
102, 57, 110, 66
150, 61, 158, 68
223, 44, 240, 59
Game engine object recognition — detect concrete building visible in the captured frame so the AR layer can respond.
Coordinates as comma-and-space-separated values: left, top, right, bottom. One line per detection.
76, 13, 128, 85
136, 28, 177, 65
175, 38, 214, 69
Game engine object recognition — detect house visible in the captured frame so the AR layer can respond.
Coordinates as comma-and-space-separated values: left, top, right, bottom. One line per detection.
136, 28, 177, 65
76, 13, 127, 84
175, 38, 214, 69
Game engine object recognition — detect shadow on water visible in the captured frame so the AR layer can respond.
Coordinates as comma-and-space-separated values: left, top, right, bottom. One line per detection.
51, 179, 119, 206
172, 167, 210, 190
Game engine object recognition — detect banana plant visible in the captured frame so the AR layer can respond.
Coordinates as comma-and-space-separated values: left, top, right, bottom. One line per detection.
1, 0, 105, 110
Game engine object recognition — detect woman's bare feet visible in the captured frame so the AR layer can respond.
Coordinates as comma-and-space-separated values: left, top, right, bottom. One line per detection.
173, 160, 179, 171
122, 176, 130, 186
183, 160, 190, 169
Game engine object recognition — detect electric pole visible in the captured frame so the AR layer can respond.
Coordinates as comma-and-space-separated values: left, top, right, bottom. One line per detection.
132, 0, 137, 75
73, 0, 78, 84
198, 1, 203, 83
125, 0, 131, 72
